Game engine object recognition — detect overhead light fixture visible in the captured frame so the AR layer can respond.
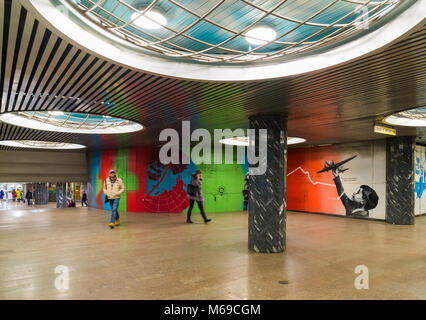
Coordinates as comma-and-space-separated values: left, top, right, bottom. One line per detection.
245, 26, 277, 45
0, 140, 86, 150
219, 136, 306, 146
131, 10, 167, 30
219, 136, 249, 146
383, 107, 426, 127
0, 111, 143, 134
50, 111, 64, 116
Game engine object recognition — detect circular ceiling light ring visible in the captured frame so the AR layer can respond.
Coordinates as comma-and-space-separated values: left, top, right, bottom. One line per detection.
383, 107, 426, 127
0, 111, 144, 134
0, 140, 86, 150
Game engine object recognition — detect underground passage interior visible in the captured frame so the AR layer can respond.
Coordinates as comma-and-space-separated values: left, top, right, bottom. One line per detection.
0, 0, 425, 302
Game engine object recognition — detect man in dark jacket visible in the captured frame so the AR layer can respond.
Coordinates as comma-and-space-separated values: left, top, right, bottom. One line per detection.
81, 191, 88, 207
186, 170, 211, 224
25, 190, 33, 206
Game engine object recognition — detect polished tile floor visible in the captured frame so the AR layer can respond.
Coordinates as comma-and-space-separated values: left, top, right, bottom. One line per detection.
0, 201, 425, 299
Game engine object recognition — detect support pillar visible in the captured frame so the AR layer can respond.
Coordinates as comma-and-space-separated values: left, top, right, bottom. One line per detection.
386, 136, 415, 225
248, 114, 287, 253
56, 183, 67, 208
34, 183, 48, 205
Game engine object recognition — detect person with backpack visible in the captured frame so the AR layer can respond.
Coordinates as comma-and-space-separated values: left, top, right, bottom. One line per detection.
186, 170, 211, 224
103, 169, 125, 229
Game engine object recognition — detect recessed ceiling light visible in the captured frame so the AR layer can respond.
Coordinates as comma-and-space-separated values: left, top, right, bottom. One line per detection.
219, 136, 306, 146
219, 136, 249, 146
131, 10, 167, 30
245, 26, 277, 45
50, 111, 64, 116
0, 111, 143, 134
383, 107, 426, 127
0, 140, 86, 150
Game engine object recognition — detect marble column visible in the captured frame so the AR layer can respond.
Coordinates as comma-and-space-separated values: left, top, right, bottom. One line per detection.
56, 183, 67, 208
248, 114, 287, 253
34, 183, 48, 205
386, 136, 415, 225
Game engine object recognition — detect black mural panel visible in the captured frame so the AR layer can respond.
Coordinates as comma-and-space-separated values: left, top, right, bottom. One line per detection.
248, 115, 287, 253
56, 183, 67, 208
34, 183, 48, 205
386, 136, 415, 225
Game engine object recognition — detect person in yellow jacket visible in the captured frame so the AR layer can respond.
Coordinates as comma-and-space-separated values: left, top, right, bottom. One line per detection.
16, 189, 21, 202
103, 169, 125, 229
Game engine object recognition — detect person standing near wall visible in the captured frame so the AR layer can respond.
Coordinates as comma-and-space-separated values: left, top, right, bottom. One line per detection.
103, 169, 125, 229
81, 191, 88, 207
25, 190, 32, 206
186, 170, 211, 224
242, 173, 250, 211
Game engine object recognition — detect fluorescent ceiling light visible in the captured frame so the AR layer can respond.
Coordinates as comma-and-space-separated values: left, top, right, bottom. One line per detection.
383, 107, 426, 127
245, 27, 277, 45
131, 10, 167, 30
0, 112, 143, 134
0, 140, 86, 150
219, 136, 306, 146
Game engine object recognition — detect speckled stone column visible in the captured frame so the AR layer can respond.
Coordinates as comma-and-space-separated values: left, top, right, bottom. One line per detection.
56, 183, 67, 208
34, 183, 48, 205
386, 136, 415, 225
248, 114, 287, 253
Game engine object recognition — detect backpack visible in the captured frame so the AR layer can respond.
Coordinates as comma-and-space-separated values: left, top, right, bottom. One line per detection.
187, 184, 199, 197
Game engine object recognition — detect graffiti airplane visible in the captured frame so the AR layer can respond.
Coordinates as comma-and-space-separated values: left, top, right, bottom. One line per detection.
317, 155, 357, 174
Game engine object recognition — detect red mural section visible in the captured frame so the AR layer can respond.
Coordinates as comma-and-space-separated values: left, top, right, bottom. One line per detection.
287, 147, 344, 215
93, 147, 191, 213
127, 147, 151, 212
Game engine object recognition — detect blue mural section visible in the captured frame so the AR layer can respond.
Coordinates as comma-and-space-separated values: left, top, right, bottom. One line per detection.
415, 149, 426, 199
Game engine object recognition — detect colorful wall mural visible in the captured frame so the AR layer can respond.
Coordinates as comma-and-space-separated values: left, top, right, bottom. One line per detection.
414, 145, 426, 216
287, 140, 386, 220
88, 147, 248, 213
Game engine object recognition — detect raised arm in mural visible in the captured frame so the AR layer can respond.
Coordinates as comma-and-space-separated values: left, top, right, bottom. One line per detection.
318, 156, 379, 217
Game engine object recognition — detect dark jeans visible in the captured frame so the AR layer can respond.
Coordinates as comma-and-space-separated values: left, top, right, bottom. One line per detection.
82, 199, 88, 207
109, 198, 120, 223
187, 199, 208, 221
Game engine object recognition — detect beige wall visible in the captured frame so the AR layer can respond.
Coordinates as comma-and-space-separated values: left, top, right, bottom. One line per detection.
0, 150, 88, 183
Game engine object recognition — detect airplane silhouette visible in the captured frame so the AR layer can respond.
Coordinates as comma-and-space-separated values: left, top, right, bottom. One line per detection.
317, 155, 357, 174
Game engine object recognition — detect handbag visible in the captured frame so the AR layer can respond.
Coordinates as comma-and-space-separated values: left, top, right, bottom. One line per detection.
104, 180, 109, 203
187, 184, 199, 197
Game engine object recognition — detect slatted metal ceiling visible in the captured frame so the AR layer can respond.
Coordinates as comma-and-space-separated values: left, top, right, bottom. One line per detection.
0, 0, 425, 151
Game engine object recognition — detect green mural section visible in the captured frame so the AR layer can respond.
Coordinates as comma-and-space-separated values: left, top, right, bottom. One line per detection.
112, 148, 139, 212
190, 150, 247, 214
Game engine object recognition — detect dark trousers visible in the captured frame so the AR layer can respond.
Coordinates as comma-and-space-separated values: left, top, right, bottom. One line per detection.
82, 199, 88, 207
187, 199, 207, 221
